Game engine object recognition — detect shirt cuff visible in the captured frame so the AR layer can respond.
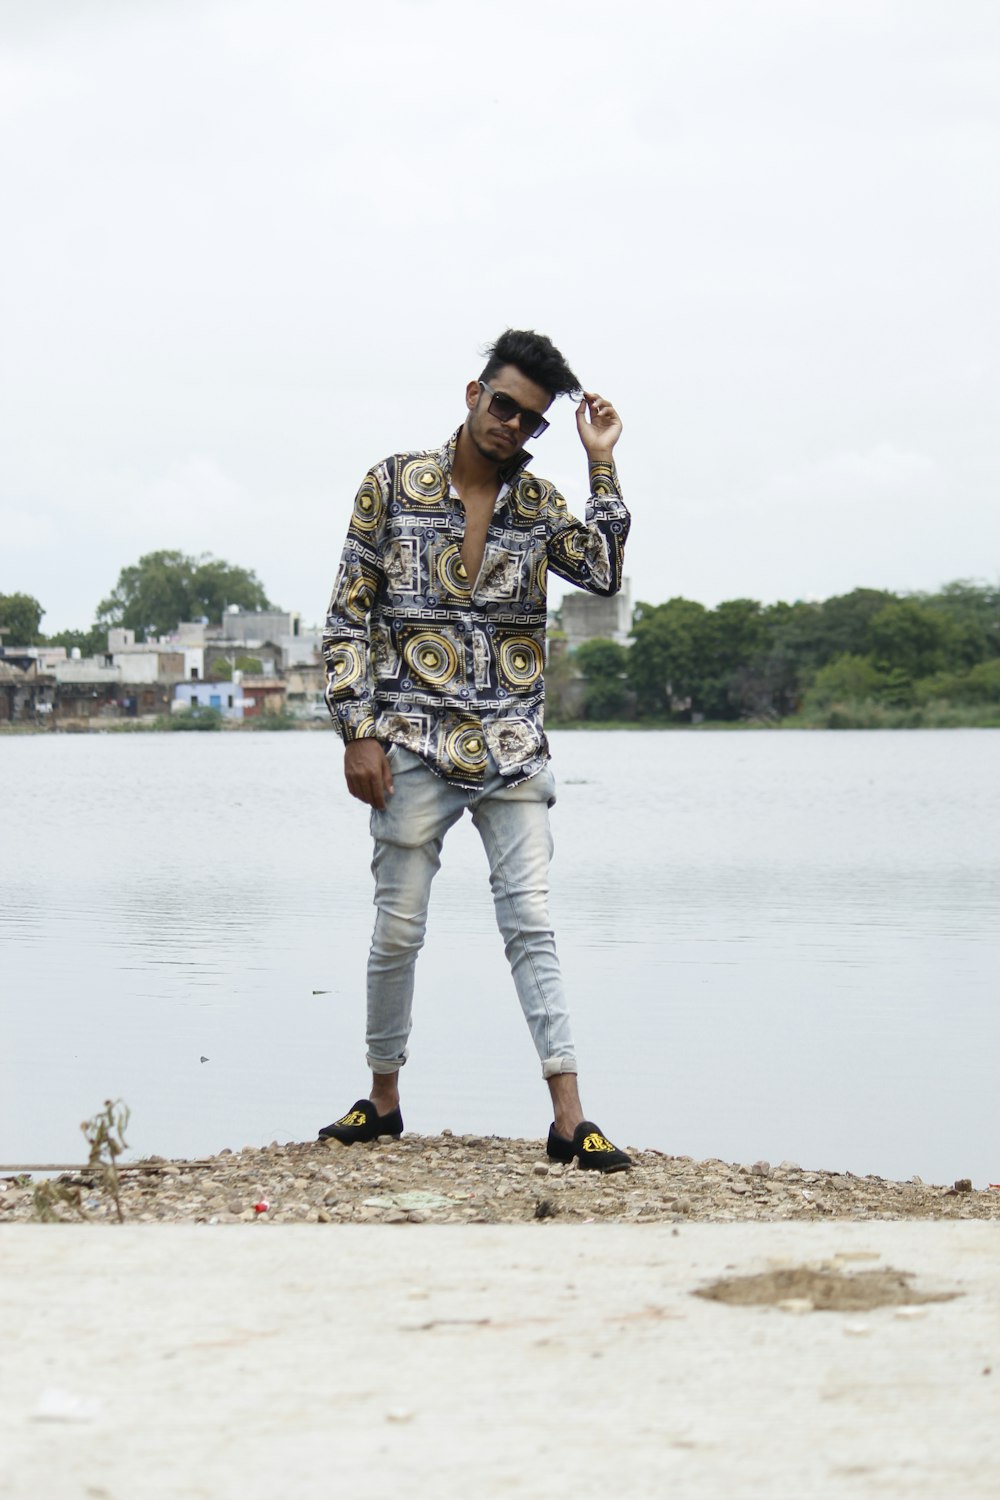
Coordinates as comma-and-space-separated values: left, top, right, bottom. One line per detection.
588, 457, 622, 500
332, 704, 377, 742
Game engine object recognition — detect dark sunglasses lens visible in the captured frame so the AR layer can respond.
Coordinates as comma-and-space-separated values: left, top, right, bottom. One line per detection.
490, 393, 520, 423
488, 390, 548, 439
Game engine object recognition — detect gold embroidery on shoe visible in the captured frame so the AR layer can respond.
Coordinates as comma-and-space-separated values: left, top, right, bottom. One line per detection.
582, 1132, 615, 1153
336, 1110, 369, 1128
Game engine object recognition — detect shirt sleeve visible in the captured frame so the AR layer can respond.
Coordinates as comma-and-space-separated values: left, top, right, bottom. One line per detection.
545, 458, 631, 597
322, 464, 389, 742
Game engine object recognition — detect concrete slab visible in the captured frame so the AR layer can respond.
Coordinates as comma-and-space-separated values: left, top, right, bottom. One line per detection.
1, 1222, 998, 1499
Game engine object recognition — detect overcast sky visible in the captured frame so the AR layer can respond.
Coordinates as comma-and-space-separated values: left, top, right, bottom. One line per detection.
2, 0, 998, 633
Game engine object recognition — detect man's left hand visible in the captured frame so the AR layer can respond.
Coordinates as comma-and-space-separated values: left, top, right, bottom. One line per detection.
575, 392, 622, 460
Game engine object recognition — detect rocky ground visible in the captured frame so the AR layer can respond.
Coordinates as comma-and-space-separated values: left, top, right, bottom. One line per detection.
3, 1133, 999, 1225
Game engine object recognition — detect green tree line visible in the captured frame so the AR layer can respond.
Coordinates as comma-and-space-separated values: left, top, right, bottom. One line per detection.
563, 580, 1000, 727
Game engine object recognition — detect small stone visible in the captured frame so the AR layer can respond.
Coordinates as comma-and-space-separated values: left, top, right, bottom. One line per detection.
385, 1408, 415, 1423
953, 1178, 973, 1193
843, 1324, 872, 1337
776, 1298, 813, 1315
532, 1163, 549, 1177
751, 1160, 771, 1177
894, 1307, 928, 1321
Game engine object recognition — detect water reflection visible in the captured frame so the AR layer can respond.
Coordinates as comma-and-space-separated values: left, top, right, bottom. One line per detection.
2, 728, 998, 1186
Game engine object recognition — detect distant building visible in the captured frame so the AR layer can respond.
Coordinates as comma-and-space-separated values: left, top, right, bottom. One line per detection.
0, 651, 56, 723
173, 681, 244, 720
239, 676, 287, 718
209, 607, 322, 670
1, 608, 318, 726
104, 629, 191, 682
556, 578, 632, 652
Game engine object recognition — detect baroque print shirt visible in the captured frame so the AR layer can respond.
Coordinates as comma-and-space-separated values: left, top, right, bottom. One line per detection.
323, 429, 630, 788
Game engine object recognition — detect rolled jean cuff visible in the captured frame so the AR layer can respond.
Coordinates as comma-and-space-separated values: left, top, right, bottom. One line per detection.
367, 1048, 409, 1075
542, 1054, 578, 1079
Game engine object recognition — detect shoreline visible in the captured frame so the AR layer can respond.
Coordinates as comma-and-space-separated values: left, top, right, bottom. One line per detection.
4, 1133, 998, 1226
3, 718, 1000, 736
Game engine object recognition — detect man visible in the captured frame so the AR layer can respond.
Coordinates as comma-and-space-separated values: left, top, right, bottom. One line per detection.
320, 329, 632, 1172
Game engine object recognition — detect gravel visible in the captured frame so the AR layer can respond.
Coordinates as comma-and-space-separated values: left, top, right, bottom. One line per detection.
3, 1133, 998, 1225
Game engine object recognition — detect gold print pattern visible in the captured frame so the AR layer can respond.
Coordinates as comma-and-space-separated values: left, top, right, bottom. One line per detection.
329, 643, 365, 690
352, 478, 385, 533
445, 721, 488, 775
498, 635, 543, 689
582, 1131, 616, 1154
402, 630, 462, 690
400, 458, 446, 505
435, 544, 472, 600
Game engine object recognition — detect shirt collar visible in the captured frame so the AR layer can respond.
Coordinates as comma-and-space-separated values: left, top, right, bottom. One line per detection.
439, 427, 533, 487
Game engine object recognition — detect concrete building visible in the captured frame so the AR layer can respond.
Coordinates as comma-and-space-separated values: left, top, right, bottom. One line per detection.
0, 652, 56, 723
556, 578, 632, 653
208, 607, 322, 671
173, 681, 244, 720
104, 629, 190, 683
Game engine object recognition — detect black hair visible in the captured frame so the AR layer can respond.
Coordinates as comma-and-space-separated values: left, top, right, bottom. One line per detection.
479, 328, 581, 400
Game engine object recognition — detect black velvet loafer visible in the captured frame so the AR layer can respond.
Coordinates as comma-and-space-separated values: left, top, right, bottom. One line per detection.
546, 1120, 632, 1173
318, 1099, 404, 1144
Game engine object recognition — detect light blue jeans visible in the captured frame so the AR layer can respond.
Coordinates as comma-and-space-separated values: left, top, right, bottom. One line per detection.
365, 746, 577, 1079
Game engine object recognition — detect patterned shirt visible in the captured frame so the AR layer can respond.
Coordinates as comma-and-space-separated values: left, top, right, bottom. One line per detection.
323, 428, 630, 787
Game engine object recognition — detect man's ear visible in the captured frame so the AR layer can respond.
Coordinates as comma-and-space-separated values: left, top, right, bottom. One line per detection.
465, 380, 481, 413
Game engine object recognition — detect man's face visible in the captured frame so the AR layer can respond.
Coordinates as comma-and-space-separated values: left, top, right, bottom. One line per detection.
464, 364, 553, 463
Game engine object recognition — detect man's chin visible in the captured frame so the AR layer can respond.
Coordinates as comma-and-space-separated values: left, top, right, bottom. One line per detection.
471, 432, 516, 463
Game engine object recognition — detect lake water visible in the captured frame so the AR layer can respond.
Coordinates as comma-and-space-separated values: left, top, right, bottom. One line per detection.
2, 728, 998, 1188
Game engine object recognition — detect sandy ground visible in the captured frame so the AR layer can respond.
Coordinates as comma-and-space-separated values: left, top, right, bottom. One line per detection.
1, 1220, 998, 1500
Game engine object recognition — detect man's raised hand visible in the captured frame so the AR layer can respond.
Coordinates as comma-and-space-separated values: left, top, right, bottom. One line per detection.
575, 392, 622, 459
344, 739, 394, 810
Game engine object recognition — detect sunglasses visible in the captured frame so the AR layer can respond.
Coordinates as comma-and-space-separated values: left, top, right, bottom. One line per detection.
478, 380, 550, 440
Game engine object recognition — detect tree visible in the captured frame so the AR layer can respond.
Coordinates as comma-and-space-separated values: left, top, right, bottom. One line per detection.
802, 653, 885, 711
574, 638, 630, 720
0, 593, 45, 646
628, 597, 709, 717
817, 588, 897, 664
698, 598, 769, 719
867, 600, 958, 680
921, 580, 1000, 666
97, 551, 272, 640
